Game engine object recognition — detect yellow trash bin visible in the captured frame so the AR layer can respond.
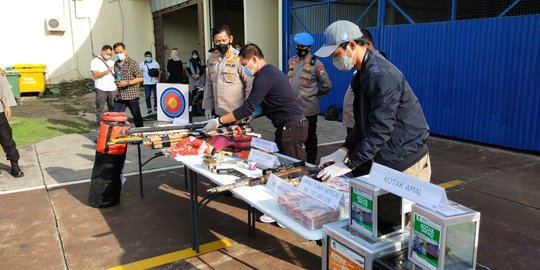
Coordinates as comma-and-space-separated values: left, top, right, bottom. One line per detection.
13, 64, 46, 94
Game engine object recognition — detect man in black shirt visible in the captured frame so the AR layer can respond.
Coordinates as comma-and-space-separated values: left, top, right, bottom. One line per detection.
203, 43, 307, 159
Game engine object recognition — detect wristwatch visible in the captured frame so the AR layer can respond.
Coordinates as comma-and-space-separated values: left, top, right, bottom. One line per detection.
343, 156, 356, 170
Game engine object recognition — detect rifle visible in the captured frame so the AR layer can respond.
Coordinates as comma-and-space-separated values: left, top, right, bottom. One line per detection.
122, 121, 209, 135
147, 125, 253, 149
207, 164, 321, 193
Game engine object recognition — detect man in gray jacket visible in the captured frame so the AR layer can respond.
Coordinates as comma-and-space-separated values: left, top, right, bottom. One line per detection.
0, 68, 24, 177
287, 32, 332, 164
315, 21, 431, 182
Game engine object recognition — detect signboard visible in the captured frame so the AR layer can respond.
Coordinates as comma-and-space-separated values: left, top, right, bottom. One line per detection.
411, 213, 441, 270
157, 83, 189, 123
250, 138, 279, 153
266, 174, 298, 195
297, 176, 343, 210
369, 163, 450, 212
328, 238, 365, 270
350, 187, 373, 235
248, 149, 280, 168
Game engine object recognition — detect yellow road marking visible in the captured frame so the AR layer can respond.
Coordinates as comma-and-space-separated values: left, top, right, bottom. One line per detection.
107, 239, 232, 270
438, 179, 464, 189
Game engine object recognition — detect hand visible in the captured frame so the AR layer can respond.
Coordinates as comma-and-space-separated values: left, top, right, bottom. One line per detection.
318, 148, 347, 168
108, 66, 114, 73
4, 107, 12, 119
116, 80, 128, 88
203, 117, 220, 132
317, 162, 352, 181
204, 109, 214, 120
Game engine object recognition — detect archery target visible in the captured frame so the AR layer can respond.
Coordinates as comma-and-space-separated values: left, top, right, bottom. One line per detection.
156, 83, 189, 123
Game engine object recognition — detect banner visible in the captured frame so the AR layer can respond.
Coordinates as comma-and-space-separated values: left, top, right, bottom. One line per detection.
157, 83, 189, 123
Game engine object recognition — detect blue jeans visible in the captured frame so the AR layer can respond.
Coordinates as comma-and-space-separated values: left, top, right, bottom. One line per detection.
113, 98, 144, 127
143, 84, 157, 110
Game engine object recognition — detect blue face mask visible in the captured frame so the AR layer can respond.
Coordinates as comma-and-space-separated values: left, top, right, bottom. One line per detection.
242, 60, 255, 77
145, 57, 152, 63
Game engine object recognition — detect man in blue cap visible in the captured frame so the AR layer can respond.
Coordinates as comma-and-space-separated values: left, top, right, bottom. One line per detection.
287, 32, 332, 164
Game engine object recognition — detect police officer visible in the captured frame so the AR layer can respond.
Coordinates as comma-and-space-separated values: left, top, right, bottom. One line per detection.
202, 25, 252, 119
287, 32, 332, 164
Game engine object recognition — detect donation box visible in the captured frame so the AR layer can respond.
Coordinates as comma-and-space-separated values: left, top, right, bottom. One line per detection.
322, 220, 409, 270
408, 202, 480, 270
349, 177, 405, 242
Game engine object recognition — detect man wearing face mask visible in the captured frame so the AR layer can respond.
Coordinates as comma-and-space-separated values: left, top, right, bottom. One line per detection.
202, 25, 252, 120
287, 32, 332, 164
91, 45, 117, 124
315, 20, 431, 182
112, 42, 144, 127
203, 43, 307, 159
140, 51, 160, 114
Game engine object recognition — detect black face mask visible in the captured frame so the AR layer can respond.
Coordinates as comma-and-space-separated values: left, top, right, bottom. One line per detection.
296, 47, 310, 58
216, 44, 229, 55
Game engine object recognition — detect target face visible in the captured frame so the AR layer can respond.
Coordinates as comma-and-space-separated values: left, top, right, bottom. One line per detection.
160, 87, 187, 118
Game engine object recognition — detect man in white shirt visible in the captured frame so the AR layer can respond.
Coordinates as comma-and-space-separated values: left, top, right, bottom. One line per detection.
90, 45, 117, 123
140, 51, 161, 114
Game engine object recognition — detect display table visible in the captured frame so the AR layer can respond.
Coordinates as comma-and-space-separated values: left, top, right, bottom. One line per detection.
174, 154, 344, 252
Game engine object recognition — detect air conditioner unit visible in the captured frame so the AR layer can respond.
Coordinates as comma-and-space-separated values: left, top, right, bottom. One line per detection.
45, 18, 66, 32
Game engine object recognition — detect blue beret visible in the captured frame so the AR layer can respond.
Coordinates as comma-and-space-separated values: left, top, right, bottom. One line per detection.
293, 32, 314, 46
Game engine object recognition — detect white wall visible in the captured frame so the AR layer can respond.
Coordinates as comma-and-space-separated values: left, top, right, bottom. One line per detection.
0, 0, 154, 83
162, 8, 199, 64
243, 0, 279, 67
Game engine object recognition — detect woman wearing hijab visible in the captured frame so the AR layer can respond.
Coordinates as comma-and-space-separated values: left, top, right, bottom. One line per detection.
187, 50, 205, 88
166, 49, 186, 83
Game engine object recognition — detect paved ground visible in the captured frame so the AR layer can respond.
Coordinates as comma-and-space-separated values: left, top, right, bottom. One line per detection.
0, 113, 539, 270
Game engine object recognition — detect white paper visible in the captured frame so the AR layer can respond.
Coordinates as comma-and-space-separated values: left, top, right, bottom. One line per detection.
297, 176, 343, 210
156, 83, 190, 123
265, 174, 298, 196
250, 138, 279, 153
247, 149, 280, 168
172, 117, 188, 126
368, 163, 450, 210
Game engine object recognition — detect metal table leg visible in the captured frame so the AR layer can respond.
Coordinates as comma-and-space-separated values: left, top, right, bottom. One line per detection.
137, 143, 144, 198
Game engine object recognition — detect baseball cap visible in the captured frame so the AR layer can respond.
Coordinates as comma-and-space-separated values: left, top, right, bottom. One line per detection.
315, 20, 363, 58
293, 32, 314, 46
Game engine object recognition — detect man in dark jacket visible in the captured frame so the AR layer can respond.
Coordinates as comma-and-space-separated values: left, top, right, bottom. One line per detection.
315, 21, 431, 182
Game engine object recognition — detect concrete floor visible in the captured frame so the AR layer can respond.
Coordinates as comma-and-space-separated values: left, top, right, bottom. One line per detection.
0, 116, 539, 269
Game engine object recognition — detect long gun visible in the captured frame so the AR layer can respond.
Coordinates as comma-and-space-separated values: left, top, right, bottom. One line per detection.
207, 165, 321, 193
108, 125, 254, 149
122, 121, 209, 135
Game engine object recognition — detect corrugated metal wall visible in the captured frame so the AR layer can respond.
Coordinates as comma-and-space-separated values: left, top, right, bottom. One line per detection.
285, 0, 540, 150
151, 0, 190, 12
381, 15, 540, 150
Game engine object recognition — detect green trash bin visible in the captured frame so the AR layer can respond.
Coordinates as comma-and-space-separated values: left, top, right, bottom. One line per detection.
4, 67, 21, 99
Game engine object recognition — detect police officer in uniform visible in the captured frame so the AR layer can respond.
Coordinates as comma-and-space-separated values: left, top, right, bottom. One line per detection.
287, 32, 332, 164
202, 25, 252, 119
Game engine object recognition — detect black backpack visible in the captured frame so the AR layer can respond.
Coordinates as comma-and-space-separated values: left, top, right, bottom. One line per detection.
145, 63, 160, 77
325, 105, 339, 121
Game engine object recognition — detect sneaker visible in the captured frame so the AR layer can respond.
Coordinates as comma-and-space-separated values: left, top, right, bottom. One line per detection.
147, 109, 153, 114
259, 215, 275, 223
277, 222, 286, 228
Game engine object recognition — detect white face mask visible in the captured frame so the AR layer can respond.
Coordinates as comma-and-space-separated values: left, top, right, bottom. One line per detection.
102, 54, 111, 61
116, 53, 126, 61
192, 54, 198, 59
333, 45, 355, 71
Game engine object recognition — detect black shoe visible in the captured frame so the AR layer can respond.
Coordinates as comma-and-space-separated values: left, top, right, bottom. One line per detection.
10, 169, 24, 178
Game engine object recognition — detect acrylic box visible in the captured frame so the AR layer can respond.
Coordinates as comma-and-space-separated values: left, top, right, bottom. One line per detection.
349, 177, 405, 242
408, 202, 480, 270
322, 220, 409, 270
